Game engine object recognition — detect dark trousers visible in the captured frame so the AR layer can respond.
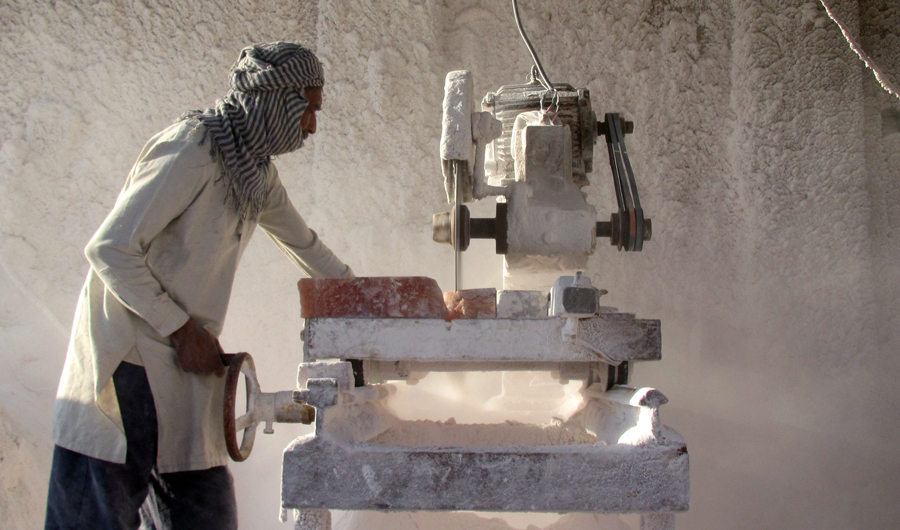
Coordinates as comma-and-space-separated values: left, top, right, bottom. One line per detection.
45, 362, 238, 530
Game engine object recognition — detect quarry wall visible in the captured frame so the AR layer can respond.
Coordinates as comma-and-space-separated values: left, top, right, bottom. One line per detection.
0, 0, 897, 528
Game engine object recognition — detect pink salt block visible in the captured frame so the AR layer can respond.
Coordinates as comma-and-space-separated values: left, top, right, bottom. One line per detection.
444, 288, 497, 320
299, 277, 450, 319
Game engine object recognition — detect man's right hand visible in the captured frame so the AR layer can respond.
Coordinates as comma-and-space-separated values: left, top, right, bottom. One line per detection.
169, 318, 227, 377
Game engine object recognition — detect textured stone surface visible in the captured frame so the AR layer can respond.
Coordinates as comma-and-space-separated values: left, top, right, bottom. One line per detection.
294, 508, 331, 530
299, 277, 449, 319
282, 434, 689, 513
443, 288, 497, 320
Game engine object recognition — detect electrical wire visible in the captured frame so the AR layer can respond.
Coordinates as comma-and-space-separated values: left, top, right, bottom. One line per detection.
819, 0, 899, 99
512, 0, 555, 94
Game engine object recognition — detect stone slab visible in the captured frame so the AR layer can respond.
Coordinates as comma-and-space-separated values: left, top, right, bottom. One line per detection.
303, 316, 661, 363
298, 277, 449, 319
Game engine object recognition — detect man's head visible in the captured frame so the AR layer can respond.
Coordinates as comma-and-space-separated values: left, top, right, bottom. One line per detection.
230, 42, 324, 91
189, 42, 326, 219
228, 42, 326, 155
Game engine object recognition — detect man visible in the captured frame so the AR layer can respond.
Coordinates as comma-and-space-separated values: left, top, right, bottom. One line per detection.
44, 42, 353, 529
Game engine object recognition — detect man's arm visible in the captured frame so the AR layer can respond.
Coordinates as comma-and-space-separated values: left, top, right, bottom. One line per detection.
257, 170, 354, 278
85, 131, 224, 376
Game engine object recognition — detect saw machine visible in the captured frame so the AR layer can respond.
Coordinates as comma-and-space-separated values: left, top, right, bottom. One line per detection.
222, 68, 688, 529
223, 3, 689, 528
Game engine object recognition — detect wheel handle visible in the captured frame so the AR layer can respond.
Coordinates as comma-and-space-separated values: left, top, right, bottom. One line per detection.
223, 352, 260, 462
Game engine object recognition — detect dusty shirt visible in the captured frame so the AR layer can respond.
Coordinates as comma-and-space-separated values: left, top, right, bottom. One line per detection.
52, 120, 352, 472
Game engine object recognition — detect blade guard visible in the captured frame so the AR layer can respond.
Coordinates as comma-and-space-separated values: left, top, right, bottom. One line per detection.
440, 70, 503, 204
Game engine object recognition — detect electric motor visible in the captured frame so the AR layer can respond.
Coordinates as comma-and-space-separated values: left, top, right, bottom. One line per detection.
481, 73, 597, 188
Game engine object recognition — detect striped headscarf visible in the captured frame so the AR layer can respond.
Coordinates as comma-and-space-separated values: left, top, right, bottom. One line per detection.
184, 42, 324, 220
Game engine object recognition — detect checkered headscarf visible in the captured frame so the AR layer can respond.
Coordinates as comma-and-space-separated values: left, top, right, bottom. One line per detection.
183, 42, 324, 220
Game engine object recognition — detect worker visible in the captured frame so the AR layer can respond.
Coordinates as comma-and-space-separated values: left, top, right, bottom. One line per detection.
44, 42, 353, 529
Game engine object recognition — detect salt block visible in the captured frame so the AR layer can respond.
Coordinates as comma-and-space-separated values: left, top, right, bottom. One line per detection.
497, 290, 549, 319
444, 288, 497, 320
299, 277, 449, 319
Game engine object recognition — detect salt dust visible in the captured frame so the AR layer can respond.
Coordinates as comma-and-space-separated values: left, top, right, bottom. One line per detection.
332, 510, 638, 530
369, 418, 598, 448
382, 371, 587, 427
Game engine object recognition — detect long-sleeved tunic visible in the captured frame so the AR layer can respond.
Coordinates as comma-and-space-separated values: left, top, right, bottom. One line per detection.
52, 120, 351, 472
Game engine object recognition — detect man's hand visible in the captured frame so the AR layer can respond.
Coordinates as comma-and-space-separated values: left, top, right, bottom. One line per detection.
169, 318, 227, 377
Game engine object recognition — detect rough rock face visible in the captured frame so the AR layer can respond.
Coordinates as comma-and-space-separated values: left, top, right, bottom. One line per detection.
299, 277, 449, 319
0, 409, 50, 530
443, 288, 497, 320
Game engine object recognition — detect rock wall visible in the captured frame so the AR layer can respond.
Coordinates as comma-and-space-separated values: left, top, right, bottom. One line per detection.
0, 0, 897, 529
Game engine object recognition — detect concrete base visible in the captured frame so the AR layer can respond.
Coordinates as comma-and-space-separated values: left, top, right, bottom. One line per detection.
283, 366, 688, 527
282, 434, 688, 513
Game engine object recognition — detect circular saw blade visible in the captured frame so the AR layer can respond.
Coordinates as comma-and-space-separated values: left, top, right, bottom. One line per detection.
453, 160, 464, 292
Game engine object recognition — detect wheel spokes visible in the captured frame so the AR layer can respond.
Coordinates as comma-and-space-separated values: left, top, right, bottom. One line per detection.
235, 412, 254, 432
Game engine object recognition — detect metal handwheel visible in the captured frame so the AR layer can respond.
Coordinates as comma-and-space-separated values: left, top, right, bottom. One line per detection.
223, 352, 315, 462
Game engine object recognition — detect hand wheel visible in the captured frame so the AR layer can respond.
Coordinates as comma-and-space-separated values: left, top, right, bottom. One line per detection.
223, 352, 260, 462
222, 352, 316, 462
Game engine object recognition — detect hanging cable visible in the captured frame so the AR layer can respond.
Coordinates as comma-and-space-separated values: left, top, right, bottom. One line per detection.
512, 0, 555, 94
819, 0, 899, 100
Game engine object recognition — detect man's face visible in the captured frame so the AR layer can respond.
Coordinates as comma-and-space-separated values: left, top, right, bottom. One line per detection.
302, 87, 323, 139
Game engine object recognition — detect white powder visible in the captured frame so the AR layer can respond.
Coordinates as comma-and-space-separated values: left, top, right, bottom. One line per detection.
369, 418, 599, 447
